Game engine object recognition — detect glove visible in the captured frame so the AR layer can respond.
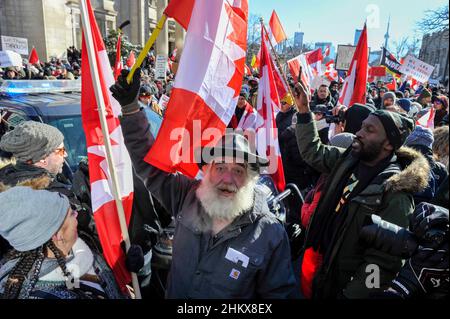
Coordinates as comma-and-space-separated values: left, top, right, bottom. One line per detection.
110, 68, 142, 113
124, 244, 145, 273
390, 241, 449, 298
410, 203, 449, 243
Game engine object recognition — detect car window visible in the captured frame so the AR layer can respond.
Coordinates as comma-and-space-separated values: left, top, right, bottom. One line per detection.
47, 116, 87, 171
144, 107, 163, 138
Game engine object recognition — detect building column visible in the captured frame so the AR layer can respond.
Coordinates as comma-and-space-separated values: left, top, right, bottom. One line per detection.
155, 0, 168, 56
175, 21, 185, 47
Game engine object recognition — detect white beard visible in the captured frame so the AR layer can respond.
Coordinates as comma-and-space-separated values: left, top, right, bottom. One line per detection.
196, 170, 258, 222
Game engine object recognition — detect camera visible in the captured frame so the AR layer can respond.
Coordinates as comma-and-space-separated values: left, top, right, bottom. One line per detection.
325, 110, 346, 124
360, 215, 448, 259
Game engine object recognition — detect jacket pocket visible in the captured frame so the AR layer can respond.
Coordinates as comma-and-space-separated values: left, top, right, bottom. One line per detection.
208, 252, 264, 298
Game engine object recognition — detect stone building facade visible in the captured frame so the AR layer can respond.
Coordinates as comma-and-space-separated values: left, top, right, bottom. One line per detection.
0, 0, 183, 61
419, 29, 449, 86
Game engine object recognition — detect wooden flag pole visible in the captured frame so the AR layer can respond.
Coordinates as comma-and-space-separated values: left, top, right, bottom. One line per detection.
80, 0, 141, 299
260, 19, 299, 109
127, 14, 168, 84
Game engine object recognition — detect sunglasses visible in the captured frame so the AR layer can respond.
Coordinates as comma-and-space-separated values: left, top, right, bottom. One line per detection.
54, 147, 66, 157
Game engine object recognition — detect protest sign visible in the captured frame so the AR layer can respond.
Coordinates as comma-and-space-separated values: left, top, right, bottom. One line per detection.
335, 45, 356, 71
155, 54, 167, 80
1, 36, 29, 55
0, 50, 23, 67
399, 55, 435, 83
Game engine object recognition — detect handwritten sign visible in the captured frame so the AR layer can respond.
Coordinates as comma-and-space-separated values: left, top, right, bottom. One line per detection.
155, 54, 167, 81
335, 45, 356, 71
1, 36, 29, 55
399, 55, 435, 83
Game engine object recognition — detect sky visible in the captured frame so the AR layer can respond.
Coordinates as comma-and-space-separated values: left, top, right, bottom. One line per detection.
251, 0, 448, 52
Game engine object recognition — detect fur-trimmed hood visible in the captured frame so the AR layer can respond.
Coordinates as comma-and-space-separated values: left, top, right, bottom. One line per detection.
0, 159, 52, 193
384, 146, 431, 194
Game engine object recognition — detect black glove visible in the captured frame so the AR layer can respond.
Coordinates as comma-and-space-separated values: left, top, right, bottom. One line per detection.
410, 203, 449, 242
390, 241, 449, 299
124, 244, 145, 273
110, 68, 141, 112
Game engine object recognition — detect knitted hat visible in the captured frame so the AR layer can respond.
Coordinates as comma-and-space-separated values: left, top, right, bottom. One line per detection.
0, 121, 64, 163
329, 133, 356, 149
0, 187, 70, 252
418, 88, 432, 100
405, 126, 434, 151
397, 98, 412, 113
382, 92, 397, 107
372, 110, 415, 150
345, 103, 375, 134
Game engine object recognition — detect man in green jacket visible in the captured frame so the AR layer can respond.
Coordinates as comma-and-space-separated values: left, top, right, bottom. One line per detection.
293, 83, 431, 299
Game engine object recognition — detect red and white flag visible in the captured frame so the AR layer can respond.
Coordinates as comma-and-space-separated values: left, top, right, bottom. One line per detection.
29, 47, 40, 65
81, 0, 134, 291
339, 24, 368, 107
324, 60, 338, 82
255, 25, 286, 192
126, 50, 135, 68
417, 107, 435, 129
114, 35, 123, 80
145, 0, 249, 178
288, 54, 315, 94
324, 45, 331, 57
268, 10, 287, 45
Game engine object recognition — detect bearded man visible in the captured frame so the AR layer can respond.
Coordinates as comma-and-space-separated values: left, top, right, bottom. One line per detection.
111, 69, 297, 299
293, 82, 430, 299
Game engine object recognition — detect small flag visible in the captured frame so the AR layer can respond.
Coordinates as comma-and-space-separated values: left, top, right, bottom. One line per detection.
29, 47, 40, 65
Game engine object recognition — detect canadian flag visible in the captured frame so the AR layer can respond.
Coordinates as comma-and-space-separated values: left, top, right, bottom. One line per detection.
324, 45, 331, 57
29, 47, 40, 65
417, 107, 435, 129
288, 54, 315, 94
339, 24, 368, 107
114, 35, 123, 80
268, 10, 287, 45
126, 50, 136, 68
255, 25, 286, 192
258, 28, 289, 101
145, 0, 249, 178
324, 60, 338, 82
81, 0, 134, 290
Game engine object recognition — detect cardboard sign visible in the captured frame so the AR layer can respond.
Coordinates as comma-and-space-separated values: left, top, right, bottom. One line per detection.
158, 94, 170, 110
155, 54, 167, 80
399, 55, 435, 83
1, 36, 29, 55
0, 50, 23, 67
335, 45, 356, 71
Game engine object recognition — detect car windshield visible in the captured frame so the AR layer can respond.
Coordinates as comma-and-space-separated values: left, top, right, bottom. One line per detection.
144, 107, 163, 138
47, 115, 87, 171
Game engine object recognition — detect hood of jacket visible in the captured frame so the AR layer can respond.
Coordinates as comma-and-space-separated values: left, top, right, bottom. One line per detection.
384, 146, 430, 194
0, 159, 52, 193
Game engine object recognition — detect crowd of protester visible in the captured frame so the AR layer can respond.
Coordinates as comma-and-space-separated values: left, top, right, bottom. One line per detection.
0, 46, 448, 299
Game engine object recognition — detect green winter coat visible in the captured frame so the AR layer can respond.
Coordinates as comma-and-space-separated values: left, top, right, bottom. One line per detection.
295, 114, 430, 299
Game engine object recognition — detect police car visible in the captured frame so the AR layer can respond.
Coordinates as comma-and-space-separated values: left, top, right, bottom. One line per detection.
0, 80, 163, 179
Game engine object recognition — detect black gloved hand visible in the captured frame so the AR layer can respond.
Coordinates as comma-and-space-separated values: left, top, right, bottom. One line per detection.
390, 241, 449, 299
410, 202, 449, 242
110, 68, 141, 111
124, 244, 145, 273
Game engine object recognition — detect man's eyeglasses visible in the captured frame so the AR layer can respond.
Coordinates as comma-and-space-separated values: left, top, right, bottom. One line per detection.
54, 147, 66, 157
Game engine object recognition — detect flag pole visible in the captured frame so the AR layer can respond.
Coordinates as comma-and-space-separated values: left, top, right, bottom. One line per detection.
79, 0, 141, 299
260, 19, 299, 109
127, 14, 168, 84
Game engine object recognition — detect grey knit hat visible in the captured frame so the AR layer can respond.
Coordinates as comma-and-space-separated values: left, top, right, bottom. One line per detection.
329, 133, 356, 149
0, 121, 64, 163
382, 91, 397, 107
0, 186, 69, 252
